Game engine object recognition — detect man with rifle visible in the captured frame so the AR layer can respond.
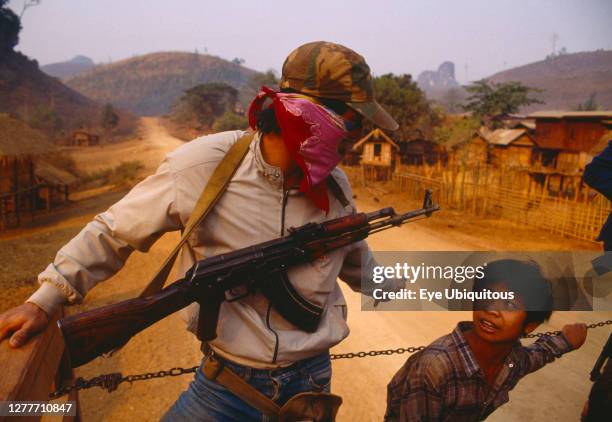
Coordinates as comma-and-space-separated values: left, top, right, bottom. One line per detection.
0, 41, 410, 420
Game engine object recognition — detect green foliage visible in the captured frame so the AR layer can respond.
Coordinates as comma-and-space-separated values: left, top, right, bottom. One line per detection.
27, 105, 63, 137
0, 0, 20, 55
462, 79, 543, 123
433, 116, 481, 146
372, 73, 443, 140
575, 92, 599, 111
212, 110, 248, 132
247, 69, 279, 91
173, 82, 238, 129
100, 103, 119, 131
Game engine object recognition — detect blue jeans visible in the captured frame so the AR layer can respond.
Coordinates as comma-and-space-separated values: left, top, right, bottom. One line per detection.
160, 352, 332, 421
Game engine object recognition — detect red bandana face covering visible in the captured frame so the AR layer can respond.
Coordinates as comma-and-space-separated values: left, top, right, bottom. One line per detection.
248, 86, 348, 212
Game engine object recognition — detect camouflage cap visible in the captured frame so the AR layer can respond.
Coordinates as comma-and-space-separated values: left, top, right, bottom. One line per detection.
280, 41, 399, 131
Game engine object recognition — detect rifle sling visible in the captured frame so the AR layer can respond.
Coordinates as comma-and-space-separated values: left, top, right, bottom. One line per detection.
106, 133, 254, 356
139, 132, 255, 299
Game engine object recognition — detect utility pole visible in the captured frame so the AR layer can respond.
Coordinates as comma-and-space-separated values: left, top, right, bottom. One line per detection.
551, 32, 559, 56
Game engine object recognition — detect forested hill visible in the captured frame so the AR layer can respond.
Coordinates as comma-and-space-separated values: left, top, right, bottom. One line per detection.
487, 50, 612, 111
0, 51, 104, 130
66, 52, 262, 116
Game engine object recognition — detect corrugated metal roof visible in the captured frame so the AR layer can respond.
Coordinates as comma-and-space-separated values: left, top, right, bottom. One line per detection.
528, 111, 612, 119
519, 120, 536, 130
0, 114, 56, 157
482, 128, 531, 146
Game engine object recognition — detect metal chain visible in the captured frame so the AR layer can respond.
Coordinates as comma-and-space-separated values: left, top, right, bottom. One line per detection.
524, 320, 612, 338
329, 346, 426, 360
49, 319, 612, 399
49, 366, 199, 399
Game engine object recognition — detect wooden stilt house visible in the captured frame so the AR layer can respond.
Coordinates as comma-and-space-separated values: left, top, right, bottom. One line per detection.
352, 128, 400, 180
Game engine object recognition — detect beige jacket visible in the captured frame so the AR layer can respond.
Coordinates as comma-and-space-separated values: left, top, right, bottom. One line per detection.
27, 130, 376, 368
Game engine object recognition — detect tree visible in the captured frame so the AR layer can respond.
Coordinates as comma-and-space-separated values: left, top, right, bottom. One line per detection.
576, 92, 599, 111
212, 110, 248, 132
100, 103, 119, 135
372, 73, 443, 140
462, 79, 543, 126
174, 83, 238, 129
232, 57, 245, 66
0, 0, 21, 55
442, 88, 465, 114
433, 115, 480, 147
247, 69, 279, 92
19, 0, 41, 19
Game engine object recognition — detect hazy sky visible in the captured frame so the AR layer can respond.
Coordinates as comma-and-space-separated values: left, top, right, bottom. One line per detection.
9, 0, 612, 83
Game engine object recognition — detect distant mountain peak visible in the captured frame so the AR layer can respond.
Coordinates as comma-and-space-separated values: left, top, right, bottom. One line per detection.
417, 61, 459, 90
41, 55, 96, 80
70, 55, 94, 65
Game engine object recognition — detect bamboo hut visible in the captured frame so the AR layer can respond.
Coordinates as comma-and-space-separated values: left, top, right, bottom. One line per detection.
70, 130, 100, 147
485, 128, 535, 168
352, 128, 400, 180
447, 130, 489, 167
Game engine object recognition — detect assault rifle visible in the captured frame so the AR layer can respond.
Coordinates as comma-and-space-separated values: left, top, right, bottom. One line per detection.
58, 191, 440, 368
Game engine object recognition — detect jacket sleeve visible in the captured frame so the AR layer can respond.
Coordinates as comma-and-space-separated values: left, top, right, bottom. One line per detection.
337, 240, 375, 293
584, 141, 612, 201
515, 333, 574, 376
338, 240, 405, 296
26, 158, 182, 317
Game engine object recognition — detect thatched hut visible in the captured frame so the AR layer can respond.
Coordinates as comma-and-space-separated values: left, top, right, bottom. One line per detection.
0, 114, 55, 228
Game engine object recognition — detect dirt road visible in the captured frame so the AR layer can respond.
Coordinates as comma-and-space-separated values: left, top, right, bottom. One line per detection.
30, 119, 609, 421
65, 117, 184, 175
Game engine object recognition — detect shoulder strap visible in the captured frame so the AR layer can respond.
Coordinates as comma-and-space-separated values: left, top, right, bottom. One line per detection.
139, 132, 255, 298
326, 175, 351, 208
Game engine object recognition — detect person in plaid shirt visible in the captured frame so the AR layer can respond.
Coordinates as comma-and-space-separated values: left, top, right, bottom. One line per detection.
385, 259, 588, 422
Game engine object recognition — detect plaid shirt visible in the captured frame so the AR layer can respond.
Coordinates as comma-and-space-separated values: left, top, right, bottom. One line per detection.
385, 321, 573, 422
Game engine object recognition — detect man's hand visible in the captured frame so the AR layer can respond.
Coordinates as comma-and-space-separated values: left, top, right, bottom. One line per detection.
0, 303, 49, 348
562, 323, 588, 350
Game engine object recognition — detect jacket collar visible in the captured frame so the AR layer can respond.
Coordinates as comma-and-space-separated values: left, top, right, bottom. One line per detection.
251, 131, 284, 189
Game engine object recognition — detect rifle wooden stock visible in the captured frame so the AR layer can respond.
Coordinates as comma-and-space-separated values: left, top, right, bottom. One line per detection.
57, 281, 193, 368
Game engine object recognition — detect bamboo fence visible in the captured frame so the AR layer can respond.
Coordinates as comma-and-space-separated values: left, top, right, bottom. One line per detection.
342, 164, 611, 244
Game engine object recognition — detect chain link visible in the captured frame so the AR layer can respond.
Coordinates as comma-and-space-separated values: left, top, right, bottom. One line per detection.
49, 319, 612, 398
49, 366, 199, 399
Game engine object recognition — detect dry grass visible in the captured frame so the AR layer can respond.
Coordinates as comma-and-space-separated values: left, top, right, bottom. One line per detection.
0, 189, 128, 313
